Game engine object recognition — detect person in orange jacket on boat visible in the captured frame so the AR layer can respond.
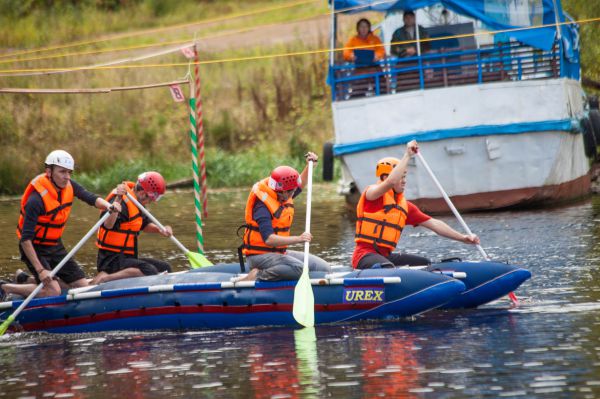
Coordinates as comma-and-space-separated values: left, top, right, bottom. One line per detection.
343, 18, 386, 62
351, 140, 480, 269
237, 152, 331, 282
0, 150, 116, 301
90, 171, 172, 285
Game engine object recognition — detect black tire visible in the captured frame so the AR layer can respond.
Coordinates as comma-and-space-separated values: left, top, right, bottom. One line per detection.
590, 109, 600, 145
322, 141, 334, 181
589, 95, 599, 110
581, 117, 597, 159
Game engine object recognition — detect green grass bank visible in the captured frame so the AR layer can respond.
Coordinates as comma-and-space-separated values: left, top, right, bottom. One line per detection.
0, 0, 598, 195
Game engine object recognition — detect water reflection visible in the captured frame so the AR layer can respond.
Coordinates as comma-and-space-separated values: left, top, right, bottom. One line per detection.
1, 188, 600, 397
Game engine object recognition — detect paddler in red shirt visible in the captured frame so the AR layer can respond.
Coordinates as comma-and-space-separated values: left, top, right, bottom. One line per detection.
351, 140, 480, 269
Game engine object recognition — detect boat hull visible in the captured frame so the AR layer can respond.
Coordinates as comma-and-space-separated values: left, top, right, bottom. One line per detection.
423, 260, 532, 309
0, 268, 466, 334
333, 79, 590, 212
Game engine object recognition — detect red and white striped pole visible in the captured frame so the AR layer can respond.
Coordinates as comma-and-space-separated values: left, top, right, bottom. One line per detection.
193, 43, 208, 219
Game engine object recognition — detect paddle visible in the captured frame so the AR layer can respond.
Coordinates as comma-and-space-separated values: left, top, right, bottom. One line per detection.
415, 151, 519, 306
0, 212, 112, 335
125, 192, 213, 268
292, 160, 315, 327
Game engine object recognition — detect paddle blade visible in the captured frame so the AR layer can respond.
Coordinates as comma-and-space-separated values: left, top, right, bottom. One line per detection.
293, 269, 315, 328
0, 314, 15, 336
186, 251, 213, 268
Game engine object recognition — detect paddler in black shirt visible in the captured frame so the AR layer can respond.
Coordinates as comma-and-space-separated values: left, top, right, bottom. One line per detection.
0, 150, 116, 300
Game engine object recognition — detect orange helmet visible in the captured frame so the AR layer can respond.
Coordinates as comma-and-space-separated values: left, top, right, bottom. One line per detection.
268, 166, 301, 192
375, 157, 401, 177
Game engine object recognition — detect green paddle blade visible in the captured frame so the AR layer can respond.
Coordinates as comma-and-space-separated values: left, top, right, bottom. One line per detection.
293, 268, 315, 327
186, 251, 213, 268
0, 314, 15, 336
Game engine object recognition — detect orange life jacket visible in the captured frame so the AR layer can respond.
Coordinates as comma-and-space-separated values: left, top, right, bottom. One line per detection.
17, 174, 74, 246
355, 185, 408, 251
242, 178, 294, 256
96, 182, 143, 255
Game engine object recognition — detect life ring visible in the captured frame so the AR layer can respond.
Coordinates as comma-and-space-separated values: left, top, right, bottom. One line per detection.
322, 141, 334, 181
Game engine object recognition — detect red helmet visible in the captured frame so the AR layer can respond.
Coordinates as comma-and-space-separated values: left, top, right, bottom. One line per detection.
376, 157, 401, 177
137, 171, 166, 201
268, 166, 301, 192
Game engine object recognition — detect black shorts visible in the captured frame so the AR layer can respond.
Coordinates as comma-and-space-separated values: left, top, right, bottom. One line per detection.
97, 250, 172, 276
356, 252, 431, 270
20, 242, 87, 285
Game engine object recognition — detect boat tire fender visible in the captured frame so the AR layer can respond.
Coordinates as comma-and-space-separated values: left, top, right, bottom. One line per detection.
589, 95, 599, 110
581, 117, 597, 159
589, 110, 600, 145
322, 141, 334, 181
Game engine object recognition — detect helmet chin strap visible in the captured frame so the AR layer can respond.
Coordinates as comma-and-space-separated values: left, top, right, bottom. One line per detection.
47, 167, 61, 189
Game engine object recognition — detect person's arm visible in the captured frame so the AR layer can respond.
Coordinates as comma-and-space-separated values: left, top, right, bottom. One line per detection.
265, 232, 311, 247
20, 240, 52, 285
299, 152, 319, 189
371, 35, 385, 60
419, 26, 430, 52
253, 202, 310, 247
420, 218, 480, 244
19, 196, 52, 285
365, 140, 418, 200
143, 223, 173, 237
101, 184, 127, 229
343, 36, 357, 62
71, 180, 112, 211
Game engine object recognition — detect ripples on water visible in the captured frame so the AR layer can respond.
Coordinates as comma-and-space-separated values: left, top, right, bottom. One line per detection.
1, 186, 600, 398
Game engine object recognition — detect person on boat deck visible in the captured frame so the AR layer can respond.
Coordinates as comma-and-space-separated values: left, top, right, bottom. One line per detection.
352, 140, 480, 270
238, 152, 331, 282
0, 150, 116, 301
390, 11, 430, 58
90, 172, 173, 285
343, 18, 385, 62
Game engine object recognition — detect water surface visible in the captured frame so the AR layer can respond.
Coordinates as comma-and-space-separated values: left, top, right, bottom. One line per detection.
1, 185, 599, 398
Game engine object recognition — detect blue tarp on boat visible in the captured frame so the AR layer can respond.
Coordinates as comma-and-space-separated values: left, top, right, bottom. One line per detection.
330, 0, 567, 52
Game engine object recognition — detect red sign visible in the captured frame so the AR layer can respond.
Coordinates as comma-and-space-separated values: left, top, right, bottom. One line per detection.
181, 46, 196, 59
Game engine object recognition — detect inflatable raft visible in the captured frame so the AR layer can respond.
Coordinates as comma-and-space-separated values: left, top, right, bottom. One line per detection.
0, 260, 530, 333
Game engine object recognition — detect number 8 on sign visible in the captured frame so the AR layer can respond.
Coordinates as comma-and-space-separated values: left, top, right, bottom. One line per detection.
169, 85, 185, 102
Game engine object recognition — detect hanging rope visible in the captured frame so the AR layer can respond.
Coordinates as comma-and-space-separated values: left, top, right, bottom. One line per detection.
1, 16, 598, 78
0, 0, 320, 60
0, 79, 188, 93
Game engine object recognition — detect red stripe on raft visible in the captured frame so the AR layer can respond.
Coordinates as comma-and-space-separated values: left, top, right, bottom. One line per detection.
19, 302, 379, 331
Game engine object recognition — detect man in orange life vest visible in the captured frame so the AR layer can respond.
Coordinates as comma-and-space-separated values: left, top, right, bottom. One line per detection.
238, 152, 331, 281
91, 172, 172, 285
0, 150, 116, 300
352, 140, 480, 269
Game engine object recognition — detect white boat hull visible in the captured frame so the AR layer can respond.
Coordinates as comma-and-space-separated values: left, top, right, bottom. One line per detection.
332, 78, 590, 212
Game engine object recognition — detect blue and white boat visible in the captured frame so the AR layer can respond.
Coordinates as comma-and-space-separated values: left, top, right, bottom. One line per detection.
325, 0, 596, 212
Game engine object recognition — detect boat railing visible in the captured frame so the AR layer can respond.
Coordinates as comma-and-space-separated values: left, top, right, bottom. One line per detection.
329, 41, 560, 101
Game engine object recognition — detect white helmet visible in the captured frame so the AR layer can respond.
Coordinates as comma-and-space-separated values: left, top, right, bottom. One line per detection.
45, 150, 75, 171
